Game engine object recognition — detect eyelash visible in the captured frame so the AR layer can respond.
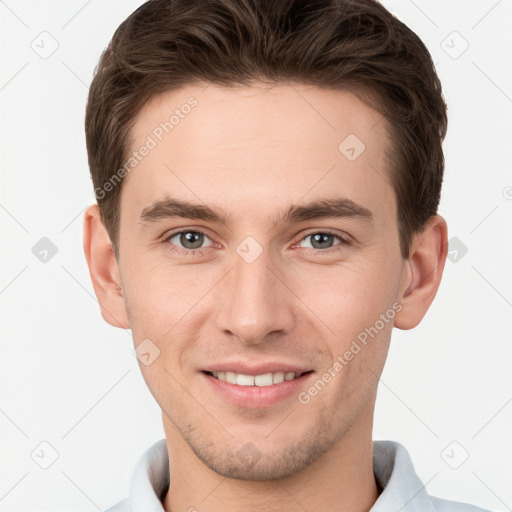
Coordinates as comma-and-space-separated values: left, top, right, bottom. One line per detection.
161, 228, 351, 256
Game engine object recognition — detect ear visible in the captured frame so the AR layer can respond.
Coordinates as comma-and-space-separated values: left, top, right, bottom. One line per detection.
83, 204, 130, 329
394, 214, 448, 330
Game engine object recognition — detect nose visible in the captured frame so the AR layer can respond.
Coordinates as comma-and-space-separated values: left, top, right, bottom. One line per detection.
214, 243, 296, 345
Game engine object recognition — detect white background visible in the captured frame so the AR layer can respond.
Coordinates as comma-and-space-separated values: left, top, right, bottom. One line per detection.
1, 1, 511, 510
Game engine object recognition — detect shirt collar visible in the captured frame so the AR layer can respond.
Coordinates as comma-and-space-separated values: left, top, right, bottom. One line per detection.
127, 439, 436, 512
372, 440, 436, 512
129, 439, 169, 512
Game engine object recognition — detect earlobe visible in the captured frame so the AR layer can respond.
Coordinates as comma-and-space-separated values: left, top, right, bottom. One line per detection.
394, 215, 448, 330
83, 204, 130, 329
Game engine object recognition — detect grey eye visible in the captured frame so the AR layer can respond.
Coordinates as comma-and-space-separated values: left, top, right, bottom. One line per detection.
300, 233, 343, 250
169, 231, 212, 250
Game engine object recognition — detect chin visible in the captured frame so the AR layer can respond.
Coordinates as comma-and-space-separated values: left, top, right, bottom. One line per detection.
183, 419, 343, 481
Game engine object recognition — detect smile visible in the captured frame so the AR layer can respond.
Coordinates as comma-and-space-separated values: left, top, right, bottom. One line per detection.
205, 371, 309, 386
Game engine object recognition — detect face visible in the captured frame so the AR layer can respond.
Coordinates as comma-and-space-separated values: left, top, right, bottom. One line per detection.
116, 82, 407, 479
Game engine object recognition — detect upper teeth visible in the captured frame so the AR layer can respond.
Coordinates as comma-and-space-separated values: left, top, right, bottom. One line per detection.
211, 371, 299, 386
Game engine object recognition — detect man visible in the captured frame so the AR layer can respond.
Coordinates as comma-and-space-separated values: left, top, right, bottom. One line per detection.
83, 0, 491, 511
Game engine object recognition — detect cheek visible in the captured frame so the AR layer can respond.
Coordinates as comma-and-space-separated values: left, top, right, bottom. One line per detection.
289, 256, 400, 335
120, 258, 222, 381
121, 256, 217, 331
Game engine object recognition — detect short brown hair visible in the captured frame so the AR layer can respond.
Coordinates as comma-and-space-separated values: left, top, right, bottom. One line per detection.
85, 0, 447, 259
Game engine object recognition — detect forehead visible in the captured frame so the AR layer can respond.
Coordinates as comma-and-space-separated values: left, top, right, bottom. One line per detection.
130, 81, 389, 154
123, 82, 394, 224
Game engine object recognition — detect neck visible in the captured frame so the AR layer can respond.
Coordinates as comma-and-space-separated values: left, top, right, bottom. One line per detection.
163, 400, 379, 512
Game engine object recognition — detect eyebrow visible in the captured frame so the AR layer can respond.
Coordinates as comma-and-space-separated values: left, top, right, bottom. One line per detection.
139, 196, 373, 226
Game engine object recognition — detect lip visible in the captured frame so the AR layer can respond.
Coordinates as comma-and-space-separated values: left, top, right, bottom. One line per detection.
200, 368, 315, 408
203, 361, 312, 376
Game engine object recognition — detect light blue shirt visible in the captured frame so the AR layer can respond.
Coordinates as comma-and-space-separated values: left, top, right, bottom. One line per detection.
105, 439, 492, 512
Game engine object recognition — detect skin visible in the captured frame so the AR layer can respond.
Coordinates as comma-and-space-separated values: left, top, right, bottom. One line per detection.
83, 82, 448, 512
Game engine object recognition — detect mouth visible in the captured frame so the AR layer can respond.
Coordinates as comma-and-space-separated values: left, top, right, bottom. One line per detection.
200, 368, 315, 408
203, 370, 313, 387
